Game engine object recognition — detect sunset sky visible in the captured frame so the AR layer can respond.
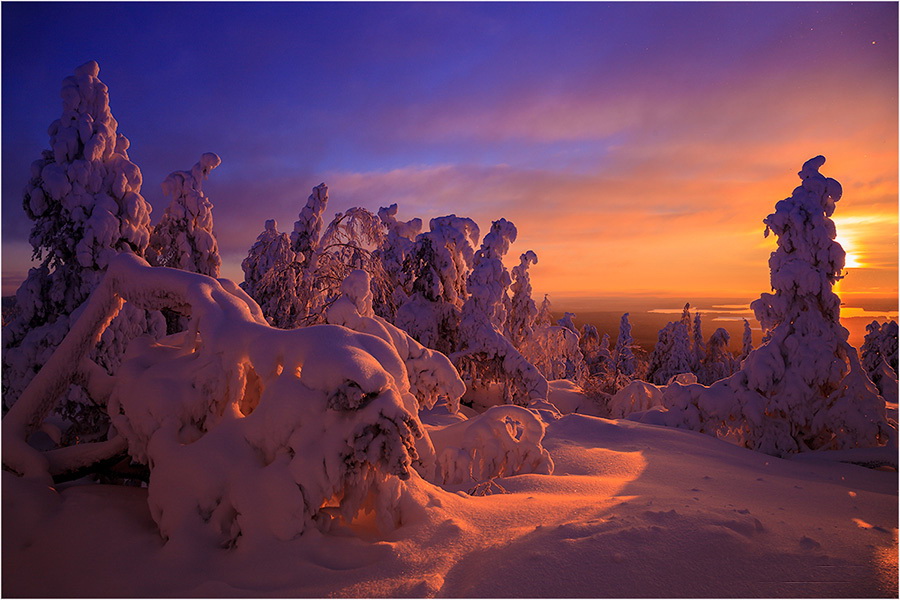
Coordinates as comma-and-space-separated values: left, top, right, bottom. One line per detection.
2, 2, 897, 308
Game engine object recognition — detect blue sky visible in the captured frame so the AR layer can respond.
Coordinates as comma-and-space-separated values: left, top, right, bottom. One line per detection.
2, 2, 897, 300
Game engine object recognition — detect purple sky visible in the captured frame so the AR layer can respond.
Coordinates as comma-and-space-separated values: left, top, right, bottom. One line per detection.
2, 2, 897, 303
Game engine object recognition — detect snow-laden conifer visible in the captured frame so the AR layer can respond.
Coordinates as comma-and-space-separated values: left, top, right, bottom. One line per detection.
240, 219, 306, 328
453, 219, 549, 405
504, 250, 539, 348
646, 321, 692, 385
2, 61, 163, 442
655, 157, 893, 455
148, 153, 221, 277
740, 318, 754, 361
613, 313, 636, 383
861, 320, 898, 402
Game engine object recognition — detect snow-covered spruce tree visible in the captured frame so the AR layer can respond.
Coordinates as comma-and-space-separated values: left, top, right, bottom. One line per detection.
374, 204, 423, 321
692, 312, 706, 371
612, 313, 637, 389
861, 320, 898, 402
645, 321, 692, 385
240, 219, 306, 328
740, 318, 754, 361
698, 327, 737, 385
148, 153, 222, 277
452, 219, 549, 406
395, 215, 480, 356
579, 323, 602, 375
657, 157, 892, 455
680, 303, 693, 341
536, 294, 553, 327
2, 61, 163, 443
504, 250, 539, 348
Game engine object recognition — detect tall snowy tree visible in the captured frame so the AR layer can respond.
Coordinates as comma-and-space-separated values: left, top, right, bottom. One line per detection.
698, 327, 736, 385
374, 204, 423, 320
240, 219, 306, 329
148, 153, 222, 277
2, 61, 163, 442
659, 156, 892, 455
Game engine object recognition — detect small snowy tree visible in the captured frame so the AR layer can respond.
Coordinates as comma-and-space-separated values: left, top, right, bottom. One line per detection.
536, 294, 553, 327
613, 313, 637, 388
2, 61, 163, 443
645, 321, 692, 385
698, 327, 737, 385
861, 320, 898, 402
504, 250, 539, 348
396, 215, 480, 356
240, 219, 306, 329
557, 312, 578, 334
148, 153, 222, 277
740, 318, 754, 361
453, 219, 549, 405
692, 312, 706, 371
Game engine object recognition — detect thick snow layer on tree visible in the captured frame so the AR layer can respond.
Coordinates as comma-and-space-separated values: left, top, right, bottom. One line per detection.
616, 157, 894, 456
4, 413, 895, 597
3, 60, 162, 439
4, 256, 557, 547
148, 153, 221, 277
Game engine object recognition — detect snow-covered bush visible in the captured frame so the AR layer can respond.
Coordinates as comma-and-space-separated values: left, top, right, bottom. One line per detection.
326, 270, 466, 414
520, 324, 584, 382
4, 255, 555, 545
147, 153, 222, 277
2, 61, 162, 442
428, 405, 554, 485
624, 157, 893, 455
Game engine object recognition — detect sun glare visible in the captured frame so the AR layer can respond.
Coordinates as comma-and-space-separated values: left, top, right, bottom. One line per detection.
835, 233, 863, 269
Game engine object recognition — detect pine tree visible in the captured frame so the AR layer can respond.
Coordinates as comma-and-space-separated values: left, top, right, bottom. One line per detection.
613, 313, 636, 387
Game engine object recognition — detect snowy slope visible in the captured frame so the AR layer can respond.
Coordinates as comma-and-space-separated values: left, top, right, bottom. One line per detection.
4, 413, 896, 598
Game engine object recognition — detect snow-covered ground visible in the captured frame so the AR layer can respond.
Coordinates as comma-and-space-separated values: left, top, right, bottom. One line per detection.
4, 412, 896, 598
